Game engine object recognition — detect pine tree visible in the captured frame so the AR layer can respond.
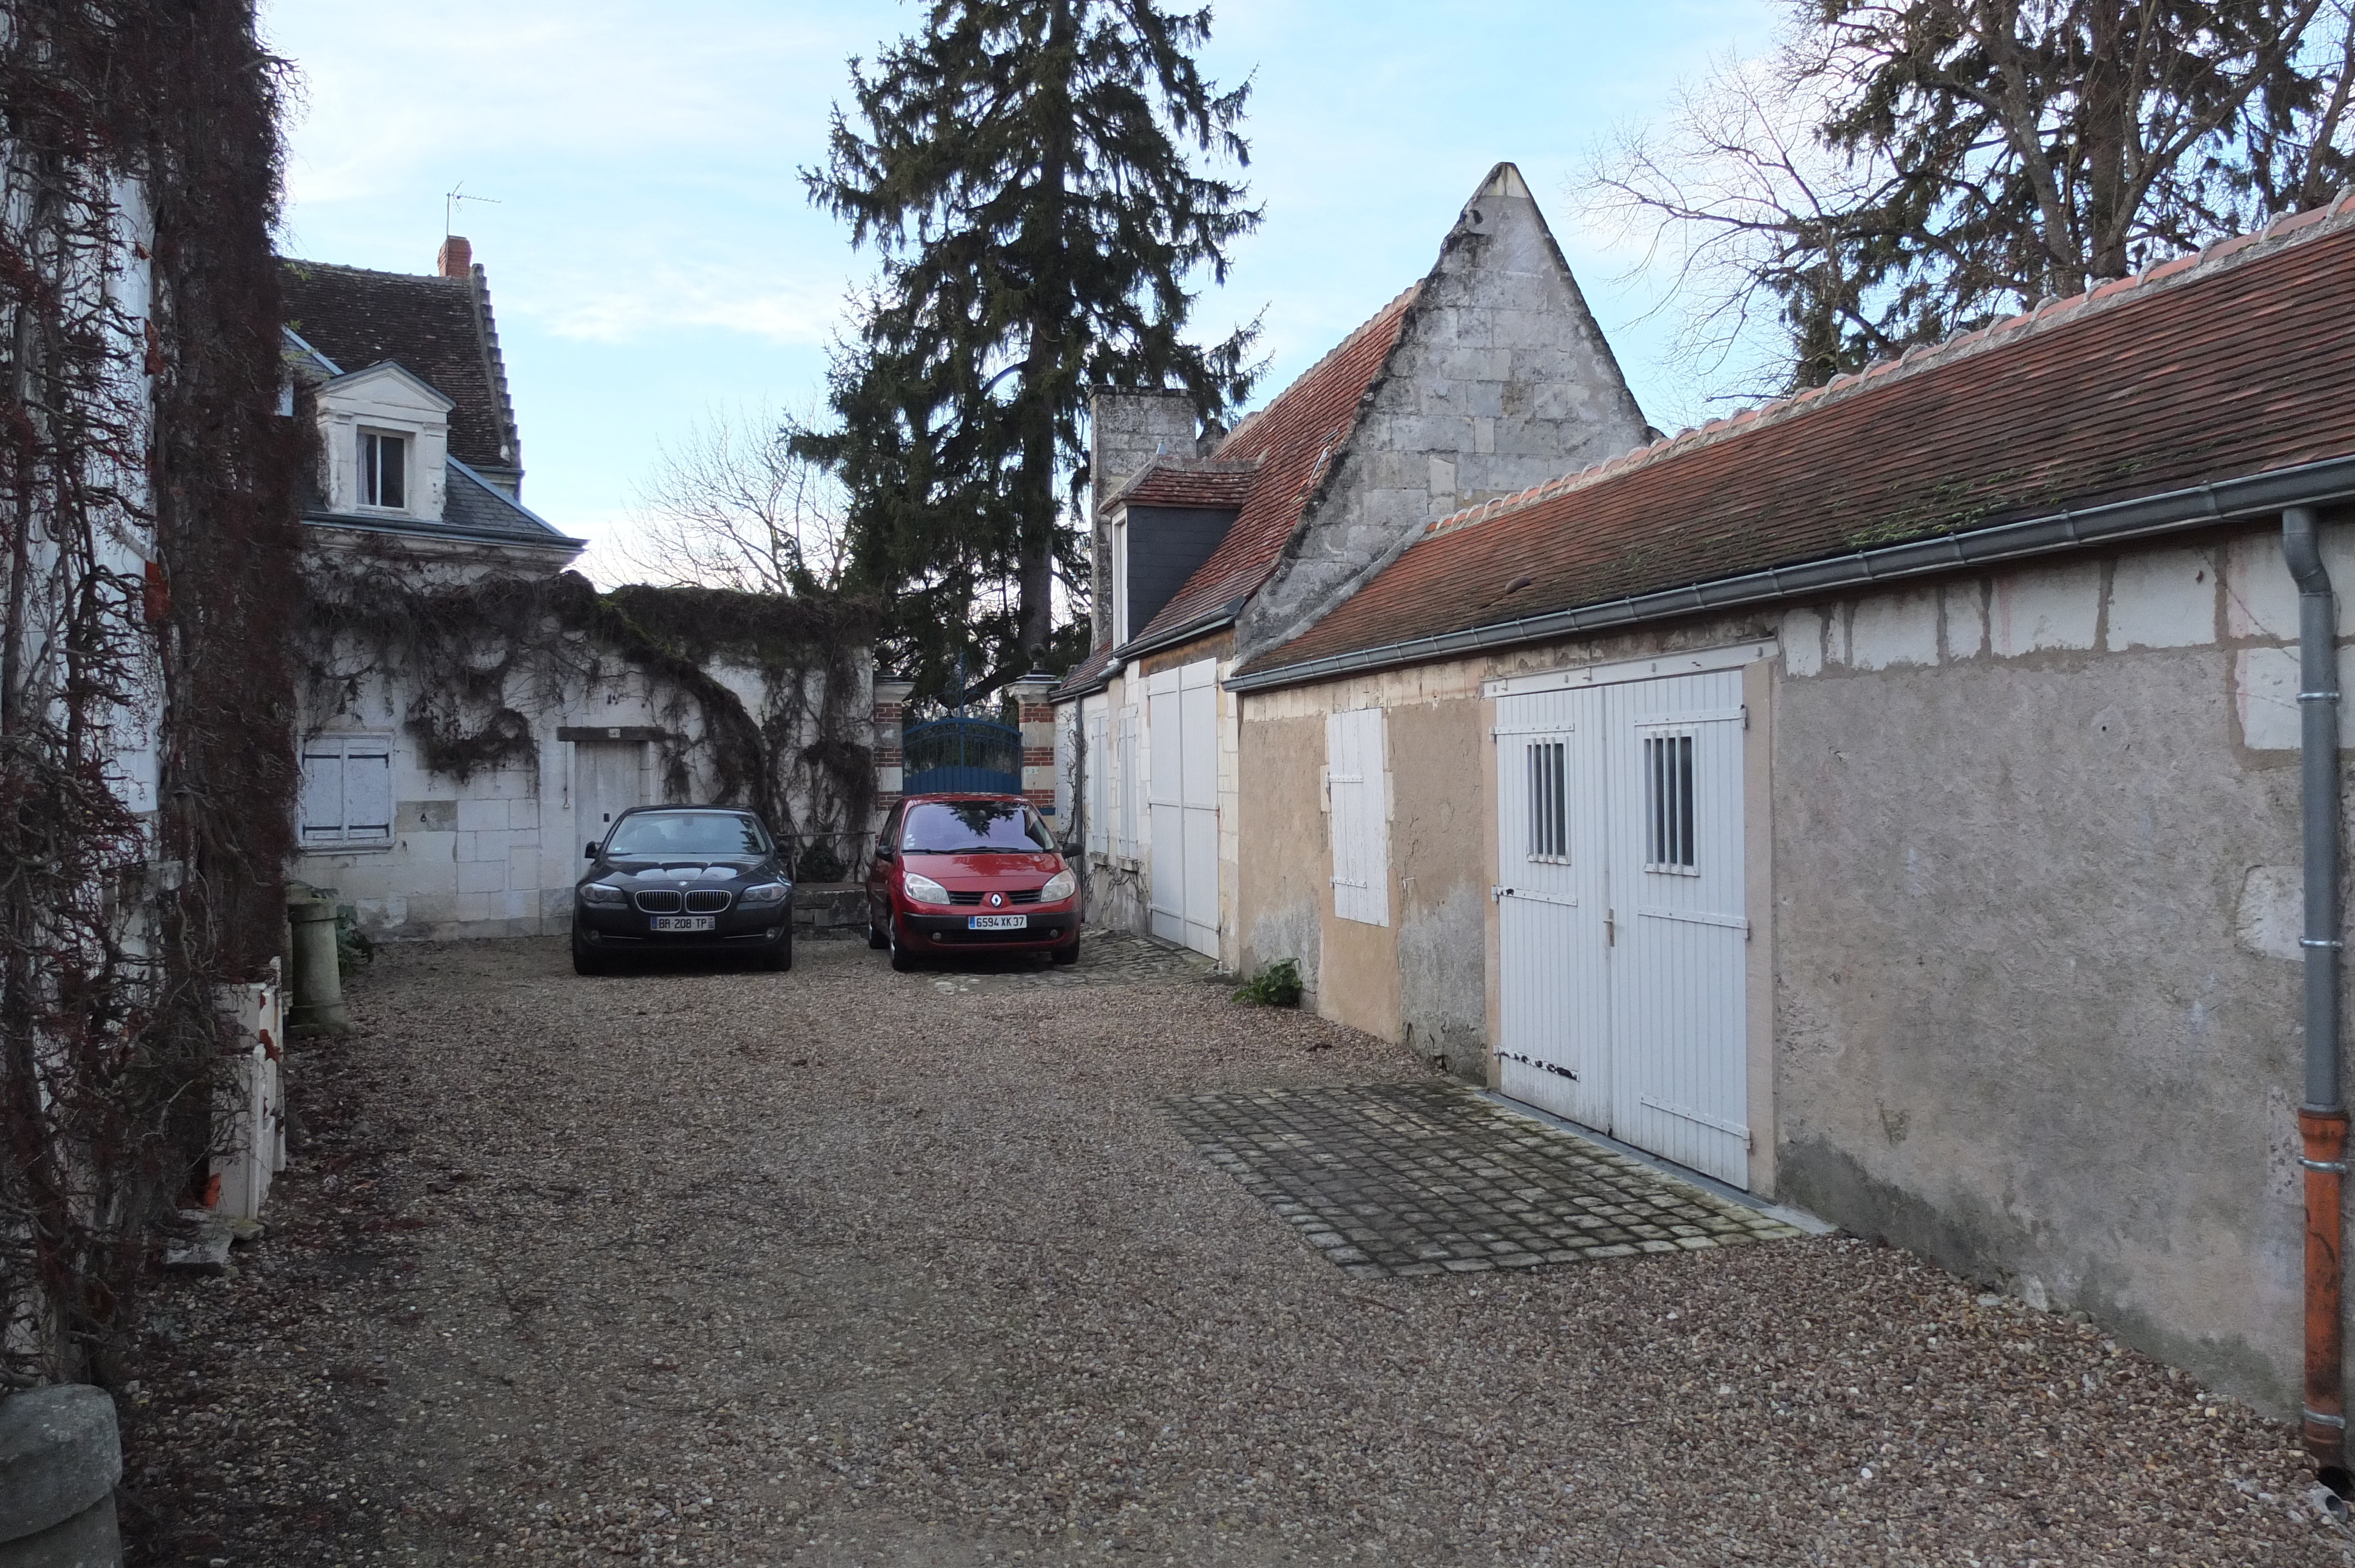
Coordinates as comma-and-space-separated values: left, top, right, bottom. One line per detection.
798, 0, 1261, 702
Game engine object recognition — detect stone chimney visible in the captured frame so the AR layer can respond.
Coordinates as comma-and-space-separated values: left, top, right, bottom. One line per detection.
437, 234, 472, 278
1087, 389, 1196, 650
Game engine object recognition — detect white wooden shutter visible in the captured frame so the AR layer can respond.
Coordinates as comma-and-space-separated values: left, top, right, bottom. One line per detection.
298, 743, 344, 844
1114, 707, 1140, 859
298, 735, 393, 846
342, 738, 393, 841
1325, 707, 1389, 927
1084, 713, 1109, 855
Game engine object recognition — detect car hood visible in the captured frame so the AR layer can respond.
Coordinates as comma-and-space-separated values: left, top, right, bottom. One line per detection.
901, 852, 1063, 879
591, 857, 781, 888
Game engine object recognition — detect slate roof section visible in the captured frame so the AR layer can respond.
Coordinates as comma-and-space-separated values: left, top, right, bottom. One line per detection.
440, 459, 575, 543
1242, 192, 2355, 683
301, 455, 579, 548
1127, 285, 1421, 649
279, 258, 519, 477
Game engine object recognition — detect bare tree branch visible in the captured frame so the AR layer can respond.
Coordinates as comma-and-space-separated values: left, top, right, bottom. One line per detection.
621, 404, 850, 596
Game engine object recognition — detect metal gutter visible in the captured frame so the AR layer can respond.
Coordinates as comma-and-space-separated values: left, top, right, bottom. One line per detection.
1224, 452, 2355, 693
301, 513, 586, 553
1055, 597, 1246, 701
2286, 503, 2350, 1481
1116, 598, 1243, 662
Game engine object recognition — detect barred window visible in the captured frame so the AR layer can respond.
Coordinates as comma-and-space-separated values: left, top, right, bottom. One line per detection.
1644, 732, 1695, 871
1527, 741, 1567, 861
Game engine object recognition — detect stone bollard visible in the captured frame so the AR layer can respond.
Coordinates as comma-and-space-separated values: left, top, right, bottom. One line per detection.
0, 1386, 122, 1568
284, 887, 349, 1036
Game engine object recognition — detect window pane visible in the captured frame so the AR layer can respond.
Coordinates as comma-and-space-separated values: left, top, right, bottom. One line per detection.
379, 436, 404, 508
606, 810, 770, 856
1676, 736, 1694, 866
901, 799, 1052, 853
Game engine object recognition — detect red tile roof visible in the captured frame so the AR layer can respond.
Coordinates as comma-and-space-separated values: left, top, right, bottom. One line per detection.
1113, 459, 1262, 512
1243, 193, 2355, 681
1125, 285, 1420, 647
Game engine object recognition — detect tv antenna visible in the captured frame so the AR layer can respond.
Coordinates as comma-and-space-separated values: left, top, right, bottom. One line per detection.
445, 182, 501, 236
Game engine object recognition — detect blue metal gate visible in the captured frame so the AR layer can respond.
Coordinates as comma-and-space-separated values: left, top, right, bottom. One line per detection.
901, 716, 1023, 796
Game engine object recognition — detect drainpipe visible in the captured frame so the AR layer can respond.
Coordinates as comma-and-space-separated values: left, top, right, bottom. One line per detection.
2286, 503, 2349, 1480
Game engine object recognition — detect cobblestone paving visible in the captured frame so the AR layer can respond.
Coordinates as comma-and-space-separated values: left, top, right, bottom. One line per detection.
1166, 1079, 1803, 1278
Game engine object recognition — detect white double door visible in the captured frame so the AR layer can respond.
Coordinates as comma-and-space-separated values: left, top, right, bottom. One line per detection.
1145, 659, 1219, 956
1495, 669, 1751, 1185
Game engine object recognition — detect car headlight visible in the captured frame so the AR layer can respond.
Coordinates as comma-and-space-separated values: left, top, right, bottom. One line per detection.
739, 881, 790, 906
579, 882, 626, 906
1040, 868, 1077, 903
901, 872, 950, 905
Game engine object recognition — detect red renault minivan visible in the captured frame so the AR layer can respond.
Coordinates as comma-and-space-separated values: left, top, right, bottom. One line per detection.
867, 793, 1081, 971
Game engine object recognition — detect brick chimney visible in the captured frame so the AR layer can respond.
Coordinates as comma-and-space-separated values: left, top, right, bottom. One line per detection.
436, 235, 472, 278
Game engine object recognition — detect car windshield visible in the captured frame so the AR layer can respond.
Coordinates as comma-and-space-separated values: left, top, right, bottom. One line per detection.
901, 800, 1052, 854
605, 811, 769, 858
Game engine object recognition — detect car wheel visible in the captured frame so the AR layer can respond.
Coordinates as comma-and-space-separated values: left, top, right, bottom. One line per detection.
887, 918, 918, 973
570, 931, 607, 976
763, 928, 793, 972
867, 909, 888, 950
1051, 936, 1080, 966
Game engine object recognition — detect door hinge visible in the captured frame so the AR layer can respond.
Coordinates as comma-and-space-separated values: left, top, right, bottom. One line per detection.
1606, 908, 1616, 946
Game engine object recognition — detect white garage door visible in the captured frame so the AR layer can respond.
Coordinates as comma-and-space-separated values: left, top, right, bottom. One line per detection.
1146, 658, 1220, 957
1494, 667, 1750, 1185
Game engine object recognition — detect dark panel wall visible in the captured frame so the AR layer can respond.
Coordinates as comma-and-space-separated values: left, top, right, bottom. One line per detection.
1125, 506, 1236, 638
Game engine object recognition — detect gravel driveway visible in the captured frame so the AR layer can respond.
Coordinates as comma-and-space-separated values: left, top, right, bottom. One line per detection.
121, 931, 2345, 1565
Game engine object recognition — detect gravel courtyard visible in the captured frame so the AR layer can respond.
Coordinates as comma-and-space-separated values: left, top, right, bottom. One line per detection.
121, 931, 2344, 1566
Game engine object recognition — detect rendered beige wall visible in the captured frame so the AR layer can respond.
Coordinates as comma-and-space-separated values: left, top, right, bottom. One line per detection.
1237, 683, 1492, 1075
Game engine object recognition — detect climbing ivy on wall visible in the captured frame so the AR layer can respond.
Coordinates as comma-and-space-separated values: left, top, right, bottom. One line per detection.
0, 0, 302, 1389
300, 547, 878, 862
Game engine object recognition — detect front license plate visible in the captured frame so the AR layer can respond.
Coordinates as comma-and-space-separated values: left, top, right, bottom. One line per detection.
968, 914, 1027, 931
652, 915, 715, 932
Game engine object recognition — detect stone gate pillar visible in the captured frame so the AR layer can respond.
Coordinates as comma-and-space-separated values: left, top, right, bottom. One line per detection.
873, 677, 913, 835
1009, 673, 1059, 819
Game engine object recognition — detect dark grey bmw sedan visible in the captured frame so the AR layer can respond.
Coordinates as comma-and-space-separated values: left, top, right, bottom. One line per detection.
570, 806, 794, 975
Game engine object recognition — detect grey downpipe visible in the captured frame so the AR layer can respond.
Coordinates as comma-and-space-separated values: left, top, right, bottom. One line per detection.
2286, 503, 2349, 1477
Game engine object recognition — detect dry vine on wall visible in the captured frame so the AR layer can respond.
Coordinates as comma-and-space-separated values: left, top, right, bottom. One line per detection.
0, 0, 300, 1389
300, 550, 878, 878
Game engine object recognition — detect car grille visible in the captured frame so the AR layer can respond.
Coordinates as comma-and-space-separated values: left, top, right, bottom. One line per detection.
685, 889, 732, 913
633, 890, 684, 913
947, 888, 1043, 906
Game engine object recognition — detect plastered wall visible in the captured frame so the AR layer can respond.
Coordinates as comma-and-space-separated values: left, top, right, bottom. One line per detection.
1238, 676, 1496, 1077
1772, 521, 2355, 1420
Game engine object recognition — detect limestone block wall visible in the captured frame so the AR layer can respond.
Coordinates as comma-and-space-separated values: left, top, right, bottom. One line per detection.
304, 653, 874, 942
1236, 167, 1650, 662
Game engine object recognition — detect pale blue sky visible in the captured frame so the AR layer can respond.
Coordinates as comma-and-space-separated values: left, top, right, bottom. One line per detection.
262, 0, 1781, 581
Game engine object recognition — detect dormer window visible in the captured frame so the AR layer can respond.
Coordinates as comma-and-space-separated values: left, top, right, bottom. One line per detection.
360, 430, 407, 510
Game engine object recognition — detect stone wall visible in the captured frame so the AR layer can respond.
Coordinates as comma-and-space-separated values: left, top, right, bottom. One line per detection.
1235, 165, 1651, 662
1769, 520, 2355, 1421
1087, 389, 1197, 649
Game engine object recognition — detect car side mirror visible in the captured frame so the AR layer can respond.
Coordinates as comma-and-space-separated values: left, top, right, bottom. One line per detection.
585, 841, 600, 859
